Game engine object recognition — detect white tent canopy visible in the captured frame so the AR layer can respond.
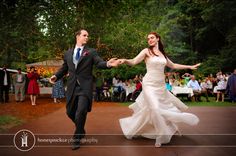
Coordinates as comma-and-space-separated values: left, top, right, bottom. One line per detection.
0, 68, 27, 74
26, 59, 63, 68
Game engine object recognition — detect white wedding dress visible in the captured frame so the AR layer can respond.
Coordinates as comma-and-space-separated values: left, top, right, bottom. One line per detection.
119, 56, 199, 146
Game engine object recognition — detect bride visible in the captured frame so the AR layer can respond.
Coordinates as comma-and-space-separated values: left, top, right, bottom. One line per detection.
119, 32, 200, 147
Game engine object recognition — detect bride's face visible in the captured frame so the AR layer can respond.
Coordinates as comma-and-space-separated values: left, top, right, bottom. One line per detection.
147, 34, 159, 47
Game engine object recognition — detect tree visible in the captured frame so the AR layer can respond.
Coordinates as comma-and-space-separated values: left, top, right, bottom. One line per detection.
1, 0, 235, 75
0, 0, 46, 68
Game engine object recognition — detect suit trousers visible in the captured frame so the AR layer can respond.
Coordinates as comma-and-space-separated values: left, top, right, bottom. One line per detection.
72, 86, 89, 139
0, 85, 9, 103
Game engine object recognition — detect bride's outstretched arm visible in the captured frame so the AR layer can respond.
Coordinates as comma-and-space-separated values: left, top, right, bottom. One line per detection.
166, 58, 201, 70
120, 49, 146, 66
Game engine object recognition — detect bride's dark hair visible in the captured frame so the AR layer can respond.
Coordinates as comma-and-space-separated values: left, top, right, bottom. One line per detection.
148, 32, 167, 59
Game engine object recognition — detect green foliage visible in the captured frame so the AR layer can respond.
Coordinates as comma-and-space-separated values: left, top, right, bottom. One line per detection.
219, 26, 236, 72
194, 55, 222, 76
0, 0, 235, 75
11, 62, 27, 72
27, 47, 53, 63
0, 0, 44, 66
94, 62, 146, 80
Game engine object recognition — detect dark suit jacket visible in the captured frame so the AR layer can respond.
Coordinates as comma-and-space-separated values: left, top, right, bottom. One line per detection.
0, 69, 11, 87
55, 46, 109, 113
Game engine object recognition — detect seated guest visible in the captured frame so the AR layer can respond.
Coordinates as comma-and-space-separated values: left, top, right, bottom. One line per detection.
131, 80, 142, 100
102, 81, 111, 99
124, 79, 135, 101
165, 78, 172, 91
182, 73, 191, 86
200, 78, 213, 95
170, 78, 181, 87
187, 75, 209, 102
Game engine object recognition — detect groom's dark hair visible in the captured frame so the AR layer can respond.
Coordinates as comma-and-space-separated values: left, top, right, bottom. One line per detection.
74, 29, 87, 37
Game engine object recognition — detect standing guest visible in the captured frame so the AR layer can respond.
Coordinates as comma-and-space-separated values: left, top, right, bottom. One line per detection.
27, 66, 40, 105
51, 78, 65, 103
12, 68, 26, 102
226, 69, 236, 102
0, 65, 11, 103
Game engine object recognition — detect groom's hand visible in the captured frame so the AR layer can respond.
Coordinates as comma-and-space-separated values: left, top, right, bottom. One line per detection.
107, 58, 121, 67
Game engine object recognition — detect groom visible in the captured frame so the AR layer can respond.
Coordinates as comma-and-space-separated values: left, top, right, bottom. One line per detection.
50, 29, 120, 150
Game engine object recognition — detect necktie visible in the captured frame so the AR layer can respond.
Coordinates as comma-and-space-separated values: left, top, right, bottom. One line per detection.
76, 48, 81, 60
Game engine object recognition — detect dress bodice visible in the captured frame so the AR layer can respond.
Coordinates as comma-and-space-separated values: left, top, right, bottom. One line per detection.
143, 56, 167, 84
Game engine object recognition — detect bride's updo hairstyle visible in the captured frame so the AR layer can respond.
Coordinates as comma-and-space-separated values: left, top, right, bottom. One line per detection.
148, 32, 167, 59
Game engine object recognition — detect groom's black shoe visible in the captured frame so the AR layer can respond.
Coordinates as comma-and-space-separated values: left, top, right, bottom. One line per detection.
72, 141, 80, 150
72, 135, 80, 150
72, 134, 85, 150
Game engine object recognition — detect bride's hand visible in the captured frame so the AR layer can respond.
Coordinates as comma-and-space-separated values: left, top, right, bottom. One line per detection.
190, 63, 201, 70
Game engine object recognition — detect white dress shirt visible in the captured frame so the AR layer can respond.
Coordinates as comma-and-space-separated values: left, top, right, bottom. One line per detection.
73, 46, 84, 68
4, 70, 8, 86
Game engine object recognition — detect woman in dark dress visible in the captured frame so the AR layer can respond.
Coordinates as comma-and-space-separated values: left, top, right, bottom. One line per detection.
51, 78, 65, 103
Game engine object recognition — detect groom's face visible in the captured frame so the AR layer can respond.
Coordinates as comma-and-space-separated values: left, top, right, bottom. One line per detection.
76, 30, 89, 45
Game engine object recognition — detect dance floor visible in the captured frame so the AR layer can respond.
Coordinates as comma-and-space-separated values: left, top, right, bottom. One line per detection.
0, 102, 236, 156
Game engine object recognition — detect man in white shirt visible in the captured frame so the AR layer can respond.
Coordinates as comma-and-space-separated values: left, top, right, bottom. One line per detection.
187, 75, 209, 102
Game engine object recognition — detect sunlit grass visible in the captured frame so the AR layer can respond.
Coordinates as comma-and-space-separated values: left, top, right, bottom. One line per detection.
0, 115, 23, 132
